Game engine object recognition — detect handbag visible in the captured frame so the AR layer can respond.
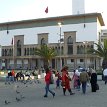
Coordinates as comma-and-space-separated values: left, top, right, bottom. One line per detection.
96, 83, 99, 90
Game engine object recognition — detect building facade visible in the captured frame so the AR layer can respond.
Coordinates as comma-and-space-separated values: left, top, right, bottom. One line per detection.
0, 13, 105, 71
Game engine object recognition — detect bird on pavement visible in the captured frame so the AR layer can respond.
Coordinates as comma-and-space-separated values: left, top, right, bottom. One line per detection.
5, 100, 11, 105
16, 90, 20, 94
16, 97, 21, 102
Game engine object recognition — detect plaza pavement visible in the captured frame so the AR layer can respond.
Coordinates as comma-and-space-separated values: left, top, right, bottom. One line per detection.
0, 77, 107, 107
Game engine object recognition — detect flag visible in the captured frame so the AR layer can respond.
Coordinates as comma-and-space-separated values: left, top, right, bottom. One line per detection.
45, 6, 48, 13
11, 38, 13, 45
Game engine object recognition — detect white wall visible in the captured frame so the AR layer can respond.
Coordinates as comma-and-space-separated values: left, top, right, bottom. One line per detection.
0, 22, 97, 46
72, 0, 85, 14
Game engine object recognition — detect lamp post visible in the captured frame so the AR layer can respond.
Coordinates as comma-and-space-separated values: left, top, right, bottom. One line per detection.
83, 41, 88, 69
58, 22, 62, 72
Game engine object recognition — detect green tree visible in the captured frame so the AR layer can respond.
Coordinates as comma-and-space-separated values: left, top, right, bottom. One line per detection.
35, 45, 57, 69
89, 39, 107, 70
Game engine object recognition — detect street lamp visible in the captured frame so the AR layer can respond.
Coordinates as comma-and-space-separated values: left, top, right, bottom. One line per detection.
58, 22, 62, 72
83, 41, 88, 69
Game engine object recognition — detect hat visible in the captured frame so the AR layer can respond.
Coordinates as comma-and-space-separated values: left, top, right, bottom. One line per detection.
61, 65, 68, 71
63, 65, 68, 69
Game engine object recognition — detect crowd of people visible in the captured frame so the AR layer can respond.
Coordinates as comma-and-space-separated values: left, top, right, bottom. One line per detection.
4, 65, 107, 98
43, 66, 100, 98
5, 69, 39, 84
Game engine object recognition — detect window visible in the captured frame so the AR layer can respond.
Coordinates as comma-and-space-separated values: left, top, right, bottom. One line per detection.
91, 45, 93, 48
32, 48, 35, 55
103, 33, 107, 35
17, 40, 21, 56
68, 45, 73, 54
27, 48, 29, 55
77, 45, 85, 54
80, 59, 84, 62
71, 59, 74, 62
67, 36, 73, 44
24, 48, 26, 55
41, 38, 46, 45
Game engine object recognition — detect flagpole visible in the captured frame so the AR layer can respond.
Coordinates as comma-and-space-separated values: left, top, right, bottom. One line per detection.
12, 37, 15, 69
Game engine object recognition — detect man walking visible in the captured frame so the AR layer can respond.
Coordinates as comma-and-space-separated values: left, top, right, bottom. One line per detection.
103, 68, 107, 84
80, 69, 89, 94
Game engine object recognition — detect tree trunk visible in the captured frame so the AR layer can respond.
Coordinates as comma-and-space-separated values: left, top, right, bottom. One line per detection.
43, 59, 49, 70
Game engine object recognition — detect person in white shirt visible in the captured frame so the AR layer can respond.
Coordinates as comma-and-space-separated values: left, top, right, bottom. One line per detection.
103, 68, 107, 84
75, 69, 81, 90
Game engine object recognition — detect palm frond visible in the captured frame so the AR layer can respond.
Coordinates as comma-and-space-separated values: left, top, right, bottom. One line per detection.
89, 39, 107, 59
35, 45, 57, 66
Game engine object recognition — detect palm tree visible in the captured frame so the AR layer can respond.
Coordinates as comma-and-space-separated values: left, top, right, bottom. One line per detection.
35, 45, 57, 69
89, 39, 107, 70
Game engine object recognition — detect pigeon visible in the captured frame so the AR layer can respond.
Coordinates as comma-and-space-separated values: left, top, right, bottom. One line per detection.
20, 95, 25, 99
24, 82, 26, 84
16, 97, 21, 102
17, 85, 19, 88
30, 82, 33, 84
37, 80, 40, 83
5, 100, 11, 105
16, 90, 20, 94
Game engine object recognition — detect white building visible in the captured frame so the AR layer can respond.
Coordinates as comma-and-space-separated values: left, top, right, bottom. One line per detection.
0, 13, 105, 70
0, 0, 105, 70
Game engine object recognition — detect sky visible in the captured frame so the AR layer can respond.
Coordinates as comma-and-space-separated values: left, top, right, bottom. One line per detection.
0, 0, 107, 28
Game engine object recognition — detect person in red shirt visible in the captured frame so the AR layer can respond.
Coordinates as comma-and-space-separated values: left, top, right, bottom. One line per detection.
61, 66, 74, 96
11, 69, 15, 82
44, 68, 55, 98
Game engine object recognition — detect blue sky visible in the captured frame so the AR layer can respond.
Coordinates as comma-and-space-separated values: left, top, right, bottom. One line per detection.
0, 0, 107, 28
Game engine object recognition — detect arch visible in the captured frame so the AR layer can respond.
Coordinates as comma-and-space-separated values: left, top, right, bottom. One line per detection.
91, 45, 93, 48
2, 49, 4, 56
4, 49, 7, 56
27, 48, 29, 55
9, 49, 11, 56
17, 40, 21, 47
41, 38, 46, 45
67, 36, 73, 44
24, 48, 26, 55
17, 40, 21, 56
77, 45, 80, 54
81, 45, 84, 54
32, 47, 35, 55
